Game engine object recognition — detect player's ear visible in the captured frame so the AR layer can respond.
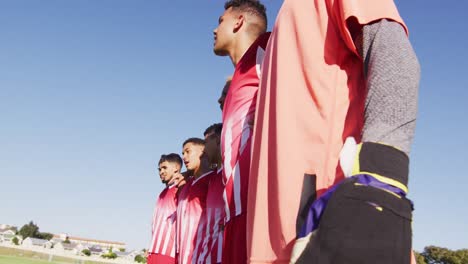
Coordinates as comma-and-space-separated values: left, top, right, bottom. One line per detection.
234, 14, 244, 32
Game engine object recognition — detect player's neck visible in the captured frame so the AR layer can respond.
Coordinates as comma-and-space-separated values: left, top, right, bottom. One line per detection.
215, 152, 222, 169
230, 34, 258, 66
193, 159, 211, 178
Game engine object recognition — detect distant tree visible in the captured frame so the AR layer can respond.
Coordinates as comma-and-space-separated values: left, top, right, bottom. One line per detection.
63, 238, 71, 244
134, 254, 146, 263
119, 248, 125, 252
11, 236, 19, 246
18, 221, 39, 239
422, 246, 468, 264
415, 251, 427, 264
82, 249, 91, 256
37, 232, 53, 240
101, 252, 117, 259
18, 221, 53, 241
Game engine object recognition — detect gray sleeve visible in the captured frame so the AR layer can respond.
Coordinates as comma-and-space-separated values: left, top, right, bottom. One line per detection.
355, 19, 420, 155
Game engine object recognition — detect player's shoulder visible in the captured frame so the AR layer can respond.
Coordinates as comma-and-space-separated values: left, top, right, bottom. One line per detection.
257, 32, 271, 49
165, 184, 178, 196
192, 170, 212, 186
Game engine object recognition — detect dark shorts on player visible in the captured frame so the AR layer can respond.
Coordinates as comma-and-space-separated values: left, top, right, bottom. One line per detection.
296, 177, 413, 264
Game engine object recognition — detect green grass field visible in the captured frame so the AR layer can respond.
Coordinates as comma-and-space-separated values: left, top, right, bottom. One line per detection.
0, 255, 63, 264
0, 246, 113, 264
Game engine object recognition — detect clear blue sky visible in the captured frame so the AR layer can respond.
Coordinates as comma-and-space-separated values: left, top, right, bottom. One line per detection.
1, 0, 467, 252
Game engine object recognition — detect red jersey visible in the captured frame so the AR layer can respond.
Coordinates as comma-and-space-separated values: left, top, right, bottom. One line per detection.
176, 171, 211, 264
221, 32, 270, 221
149, 185, 177, 258
192, 168, 225, 264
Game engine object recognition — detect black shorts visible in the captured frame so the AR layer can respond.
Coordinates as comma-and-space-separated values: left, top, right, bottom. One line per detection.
296, 177, 413, 264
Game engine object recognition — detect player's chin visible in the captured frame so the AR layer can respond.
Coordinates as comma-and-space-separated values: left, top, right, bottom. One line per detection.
213, 47, 228, 56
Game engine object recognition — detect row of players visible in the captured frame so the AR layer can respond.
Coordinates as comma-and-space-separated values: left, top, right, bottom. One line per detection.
149, 122, 226, 264
149, 0, 420, 263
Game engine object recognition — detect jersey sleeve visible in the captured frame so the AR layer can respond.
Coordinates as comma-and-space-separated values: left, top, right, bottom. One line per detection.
334, 0, 408, 56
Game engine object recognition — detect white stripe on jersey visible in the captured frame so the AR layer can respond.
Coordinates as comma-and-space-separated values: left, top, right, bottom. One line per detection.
161, 213, 175, 255
155, 213, 168, 253
192, 214, 206, 264
233, 162, 242, 216
223, 119, 233, 185
217, 225, 223, 263
223, 188, 231, 222
183, 217, 196, 264
201, 208, 212, 261
239, 111, 250, 154
150, 209, 164, 252
213, 208, 223, 263
171, 239, 176, 259
200, 208, 212, 263
178, 206, 188, 259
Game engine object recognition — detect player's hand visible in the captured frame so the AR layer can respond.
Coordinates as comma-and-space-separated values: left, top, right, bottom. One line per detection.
169, 172, 187, 187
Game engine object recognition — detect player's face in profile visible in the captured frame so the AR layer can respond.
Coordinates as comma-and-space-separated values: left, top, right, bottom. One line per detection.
213, 7, 236, 56
218, 81, 230, 110
204, 132, 219, 164
158, 161, 178, 184
182, 143, 203, 171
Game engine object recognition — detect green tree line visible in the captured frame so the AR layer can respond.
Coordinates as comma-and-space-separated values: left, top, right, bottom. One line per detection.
416, 246, 468, 264
18, 221, 54, 240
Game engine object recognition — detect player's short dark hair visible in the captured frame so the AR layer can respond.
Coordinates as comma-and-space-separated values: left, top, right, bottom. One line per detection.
183, 138, 205, 148
225, 0, 267, 33
204, 123, 223, 137
159, 153, 182, 168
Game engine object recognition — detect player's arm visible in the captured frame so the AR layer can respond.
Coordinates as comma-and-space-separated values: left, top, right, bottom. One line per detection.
344, 18, 420, 188
168, 171, 188, 187
354, 18, 420, 155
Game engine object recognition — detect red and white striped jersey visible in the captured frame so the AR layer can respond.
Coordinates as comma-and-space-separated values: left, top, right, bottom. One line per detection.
192, 168, 225, 264
176, 171, 211, 264
149, 185, 177, 257
221, 32, 270, 221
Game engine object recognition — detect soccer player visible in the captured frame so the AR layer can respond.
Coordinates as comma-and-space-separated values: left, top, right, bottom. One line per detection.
176, 138, 212, 264
213, 1, 269, 263
247, 0, 421, 263
193, 123, 225, 264
218, 76, 232, 111
148, 154, 182, 264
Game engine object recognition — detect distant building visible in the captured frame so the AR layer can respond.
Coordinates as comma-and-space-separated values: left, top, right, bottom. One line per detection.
0, 230, 16, 236
0, 225, 20, 244
54, 242, 81, 254
52, 234, 126, 251
0, 225, 21, 245
89, 246, 103, 256
115, 251, 130, 258
22, 237, 52, 249
0, 224, 17, 231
